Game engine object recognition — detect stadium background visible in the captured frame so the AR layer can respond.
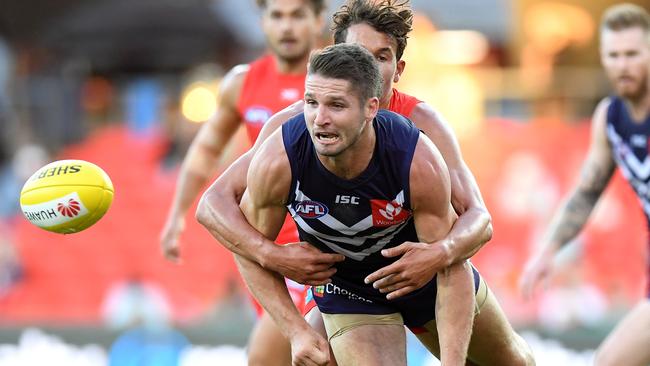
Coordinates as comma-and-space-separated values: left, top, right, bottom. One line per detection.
0, 0, 648, 364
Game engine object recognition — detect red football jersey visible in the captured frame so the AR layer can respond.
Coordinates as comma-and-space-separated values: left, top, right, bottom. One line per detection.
236, 54, 306, 250
236, 54, 306, 145
388, 88, 422, 118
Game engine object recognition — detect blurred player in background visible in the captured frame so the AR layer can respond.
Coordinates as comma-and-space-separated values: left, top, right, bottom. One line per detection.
521, 4, 650, 366
159, 1, 326, 364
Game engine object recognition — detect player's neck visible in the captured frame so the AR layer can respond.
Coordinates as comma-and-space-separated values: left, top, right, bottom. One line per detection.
317, 122, 376, 180
273, 54, 309, 75
624, 91, 650, 123
379, 88, 393, 109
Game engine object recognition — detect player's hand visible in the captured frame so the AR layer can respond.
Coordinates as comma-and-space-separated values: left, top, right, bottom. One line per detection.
290, 327, 331, 366
519, 249, 555, 299
365, 241, 449, 300
160, 216, 185, 263
266, 242, 345, 286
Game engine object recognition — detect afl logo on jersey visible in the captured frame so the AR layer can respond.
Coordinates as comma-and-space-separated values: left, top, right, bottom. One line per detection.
294, 200, 329, 219
245, 106, 272, 125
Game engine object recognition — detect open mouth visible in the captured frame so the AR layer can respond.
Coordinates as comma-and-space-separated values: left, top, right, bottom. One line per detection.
315, 132, 339, 144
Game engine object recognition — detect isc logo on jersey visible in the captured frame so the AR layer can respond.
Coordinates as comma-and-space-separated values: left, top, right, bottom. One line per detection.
294, 200, 328, 219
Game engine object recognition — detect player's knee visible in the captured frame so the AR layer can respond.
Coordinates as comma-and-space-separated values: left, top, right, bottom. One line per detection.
508, 337, 536, 366
594, 348, 622, 366
247, 337, 290, 366
247, 353, 265, 366
248, 348, 288, 366
505, 350, 535, 366
519, 348, 536, 366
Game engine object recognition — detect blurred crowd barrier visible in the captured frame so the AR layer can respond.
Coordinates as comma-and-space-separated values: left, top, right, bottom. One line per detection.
0, 328, 597, 366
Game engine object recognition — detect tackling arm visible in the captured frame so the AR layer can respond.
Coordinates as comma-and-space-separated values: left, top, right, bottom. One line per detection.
196, 101, 344, 284
366, 105, 491, 296
228, 130, 330, 365
409, 103, 492, 265
410, 135, 474, 366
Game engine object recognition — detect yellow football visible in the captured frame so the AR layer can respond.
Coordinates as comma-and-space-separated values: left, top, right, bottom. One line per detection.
20, 159, 114, 234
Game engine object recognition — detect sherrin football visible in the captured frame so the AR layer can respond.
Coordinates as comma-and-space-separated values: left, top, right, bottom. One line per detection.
20, 159, 114, 234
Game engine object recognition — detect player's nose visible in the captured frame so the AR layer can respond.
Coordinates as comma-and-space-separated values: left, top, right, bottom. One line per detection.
313, 106, 329, 126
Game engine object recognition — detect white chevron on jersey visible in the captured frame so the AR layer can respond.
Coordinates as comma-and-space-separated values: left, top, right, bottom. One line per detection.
291, 181, 372, 235
287, 181, 411, 260
290, 181, 407, 236
607, 123, 650, 218
292, 213, 410, 260
608, 125, 650, 179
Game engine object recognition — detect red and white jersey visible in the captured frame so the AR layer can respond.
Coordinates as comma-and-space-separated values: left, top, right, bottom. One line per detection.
236, 54, 306, 145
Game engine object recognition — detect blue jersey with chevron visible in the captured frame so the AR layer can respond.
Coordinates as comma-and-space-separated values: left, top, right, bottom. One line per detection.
282, 110, 421, 284
606, 96, 650, 224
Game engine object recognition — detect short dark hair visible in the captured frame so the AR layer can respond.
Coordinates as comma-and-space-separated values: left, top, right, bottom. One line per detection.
256, 0, 326, 15
308, 43, 383, 103
332, 0, 413, 60
601, 3, 650, 35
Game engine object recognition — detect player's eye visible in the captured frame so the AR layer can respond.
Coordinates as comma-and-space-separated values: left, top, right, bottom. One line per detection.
293, 10, 307, 19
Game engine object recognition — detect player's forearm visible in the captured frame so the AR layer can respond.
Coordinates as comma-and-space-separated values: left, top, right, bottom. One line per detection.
542, 187, 600, 253
168, 143, 224, 220
542, 156, 613, 254
435, 261, 474, 366
441, 206, 492, 265
168, 169, 212, 222
234, 253, 312, 339
196, 188, 275, 265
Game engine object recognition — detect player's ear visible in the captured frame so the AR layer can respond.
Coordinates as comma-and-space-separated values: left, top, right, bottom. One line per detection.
393, 59, 406, 83
365, 97, 380, 121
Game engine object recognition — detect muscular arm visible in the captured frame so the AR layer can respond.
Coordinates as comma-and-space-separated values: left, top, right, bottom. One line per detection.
160, 65, 247, 261
234, 131, 300, 335
196, 101, 344, 283
520, 98, 616, 296
224, 131, 329, 365
410, 135, 474, 366
542, 99, 615, 251
409, 103, 492, 265
366, 105, 491, 294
